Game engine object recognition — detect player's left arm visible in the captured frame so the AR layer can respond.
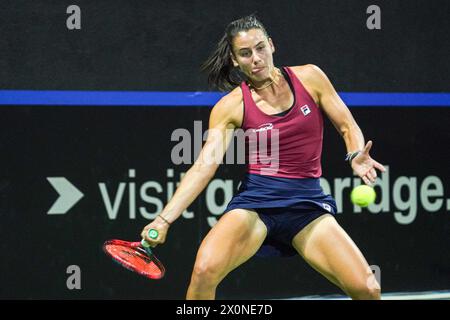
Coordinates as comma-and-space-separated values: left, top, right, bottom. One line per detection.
298, 64, 386, 185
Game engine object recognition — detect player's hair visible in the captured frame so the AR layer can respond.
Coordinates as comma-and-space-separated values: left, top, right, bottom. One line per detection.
201, 14, 269, 92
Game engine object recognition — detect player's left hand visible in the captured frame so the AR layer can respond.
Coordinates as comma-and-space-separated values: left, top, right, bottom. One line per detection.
351, 140, 386, 186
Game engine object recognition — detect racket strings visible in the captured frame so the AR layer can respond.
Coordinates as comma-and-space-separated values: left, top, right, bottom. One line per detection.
104, 243, 164, 279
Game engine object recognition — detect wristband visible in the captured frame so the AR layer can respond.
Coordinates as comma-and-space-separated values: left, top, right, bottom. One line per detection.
345, 151, 361, 164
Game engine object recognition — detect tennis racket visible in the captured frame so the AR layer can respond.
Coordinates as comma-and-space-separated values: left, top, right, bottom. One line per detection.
103, 229, 165, 279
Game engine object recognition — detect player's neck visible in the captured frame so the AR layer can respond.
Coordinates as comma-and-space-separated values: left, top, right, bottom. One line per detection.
248, 67, 281, 92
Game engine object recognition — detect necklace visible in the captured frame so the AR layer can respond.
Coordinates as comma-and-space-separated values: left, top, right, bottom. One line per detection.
249, 68, 281, 91
250, 79, 274, 91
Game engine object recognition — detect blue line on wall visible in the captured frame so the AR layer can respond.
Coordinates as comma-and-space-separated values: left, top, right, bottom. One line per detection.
0, 90, 449, 107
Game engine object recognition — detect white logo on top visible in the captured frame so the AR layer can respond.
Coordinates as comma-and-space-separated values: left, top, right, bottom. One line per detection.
252, 123, 274, 133
301, 105, 311, 116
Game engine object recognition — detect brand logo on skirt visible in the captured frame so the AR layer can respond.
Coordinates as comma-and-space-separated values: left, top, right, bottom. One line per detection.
322, 203, 332, 212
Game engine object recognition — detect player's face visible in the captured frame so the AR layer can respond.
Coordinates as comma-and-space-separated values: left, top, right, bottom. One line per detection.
231, 28, 275, 82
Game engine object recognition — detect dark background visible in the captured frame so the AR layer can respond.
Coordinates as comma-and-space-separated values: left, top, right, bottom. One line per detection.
0, 0, 449, 299
1, 0, 449, 92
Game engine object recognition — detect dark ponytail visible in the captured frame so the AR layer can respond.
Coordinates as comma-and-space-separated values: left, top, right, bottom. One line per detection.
201, 14, 269, 92
200, 33, 241, 92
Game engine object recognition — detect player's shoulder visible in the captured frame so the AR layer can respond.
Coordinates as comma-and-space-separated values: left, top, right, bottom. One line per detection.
288, 64, 327, 82
209, 86, 243, 127
287, 64, 330, 105
288, 64, 332, 95
215, 86, 243, 109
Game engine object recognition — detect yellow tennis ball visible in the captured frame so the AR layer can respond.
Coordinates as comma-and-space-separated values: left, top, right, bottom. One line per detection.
350, 185, 376, 207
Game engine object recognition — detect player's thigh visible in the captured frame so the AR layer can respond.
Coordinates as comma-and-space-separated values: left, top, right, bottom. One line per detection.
194, 208, 267, 276
291, 214, 375, 291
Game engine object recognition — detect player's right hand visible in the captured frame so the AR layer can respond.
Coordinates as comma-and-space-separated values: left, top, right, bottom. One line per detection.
140, 218, 170, 248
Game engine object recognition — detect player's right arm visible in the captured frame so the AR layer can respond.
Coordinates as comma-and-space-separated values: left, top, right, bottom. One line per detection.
140, 89, 243, 246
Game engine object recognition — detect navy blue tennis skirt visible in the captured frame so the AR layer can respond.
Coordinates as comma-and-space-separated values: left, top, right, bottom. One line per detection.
225, 174, 337, 257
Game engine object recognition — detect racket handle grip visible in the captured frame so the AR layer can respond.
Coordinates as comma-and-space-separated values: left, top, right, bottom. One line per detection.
141, 239, 150, 248
141, 229, 159, 248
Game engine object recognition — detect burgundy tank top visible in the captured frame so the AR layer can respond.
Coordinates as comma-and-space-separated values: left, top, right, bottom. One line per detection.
240, 66, 323, 178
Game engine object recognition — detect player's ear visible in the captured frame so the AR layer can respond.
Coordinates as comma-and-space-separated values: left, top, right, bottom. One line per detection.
268, 38, 275, 54
230, 52, 239, 68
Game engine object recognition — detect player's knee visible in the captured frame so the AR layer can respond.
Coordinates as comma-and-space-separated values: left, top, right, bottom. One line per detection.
363, 283, 381, 300
348, 278, 381, 300
366, 274, 381, 299
191, 261, 223, 285
371, 284, 381, 300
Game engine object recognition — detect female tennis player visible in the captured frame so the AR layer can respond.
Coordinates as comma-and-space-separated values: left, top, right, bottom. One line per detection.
140, 14, 385, 300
